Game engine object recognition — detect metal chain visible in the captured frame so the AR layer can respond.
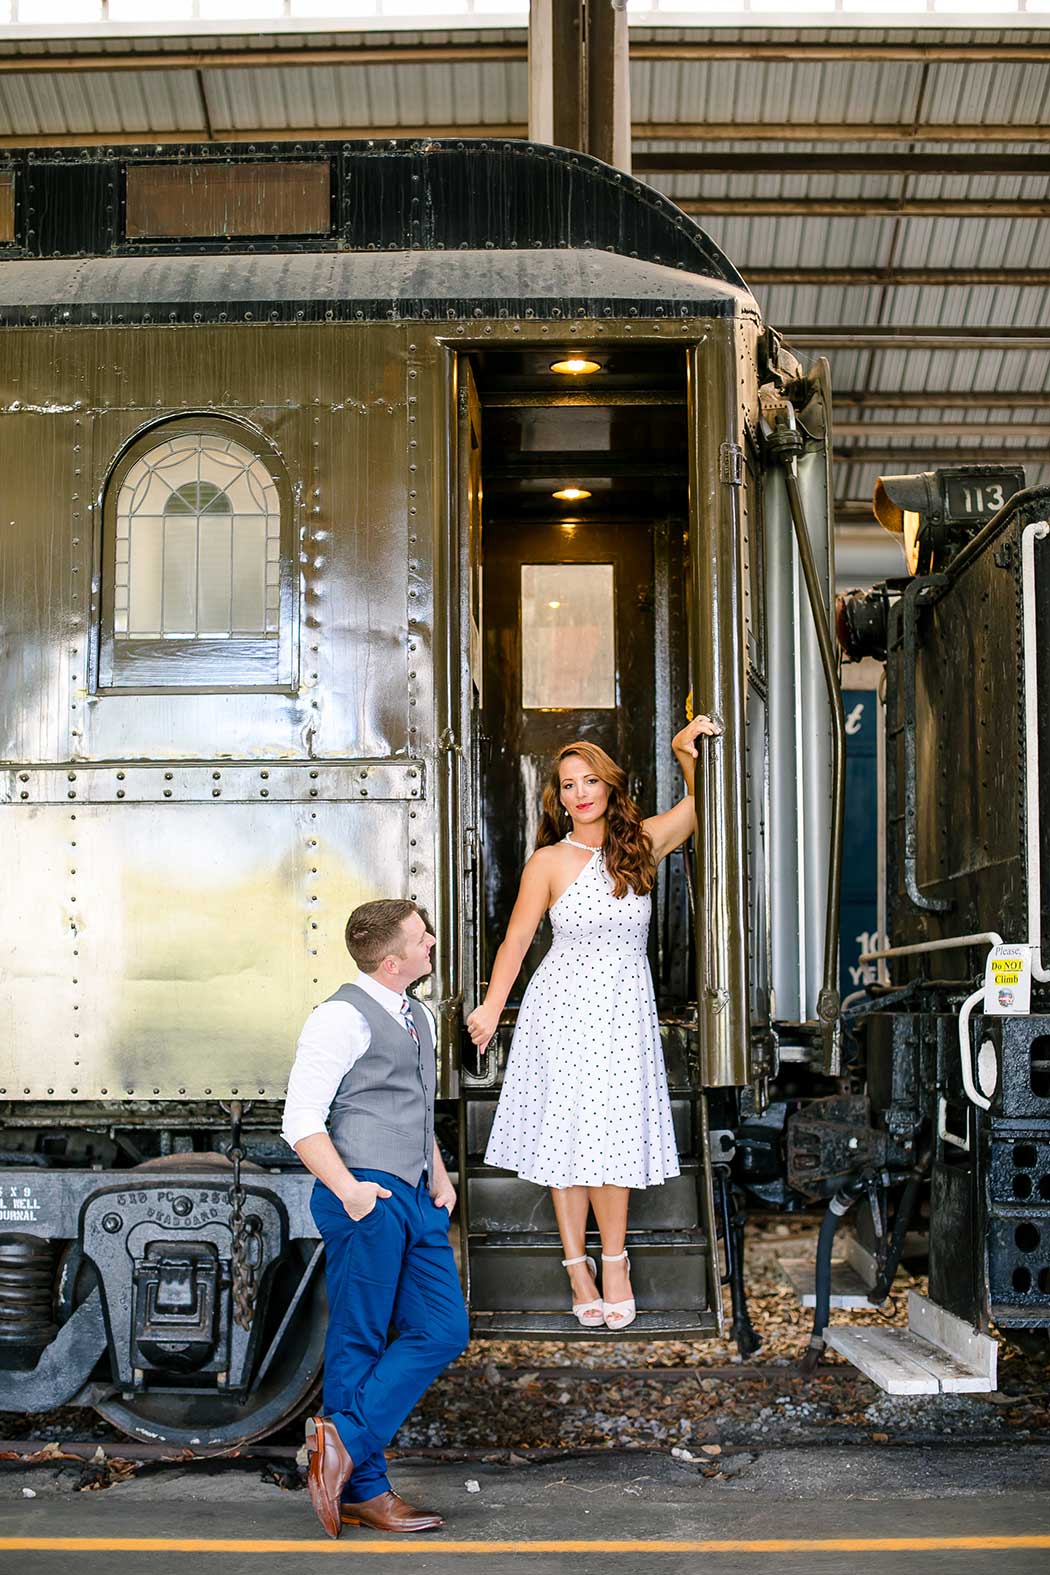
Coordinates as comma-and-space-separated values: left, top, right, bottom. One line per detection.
225, 1100, 260, 1330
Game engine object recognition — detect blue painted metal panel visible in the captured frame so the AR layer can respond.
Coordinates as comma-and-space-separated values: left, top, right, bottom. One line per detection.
840, 689, 883, 998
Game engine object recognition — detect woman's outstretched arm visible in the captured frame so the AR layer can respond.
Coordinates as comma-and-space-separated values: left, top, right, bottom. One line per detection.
643, 714, 722, 863
465, 851, 552, 1051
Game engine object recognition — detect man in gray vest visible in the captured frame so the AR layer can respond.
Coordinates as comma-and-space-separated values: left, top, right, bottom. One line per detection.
282, 898, 468, 1538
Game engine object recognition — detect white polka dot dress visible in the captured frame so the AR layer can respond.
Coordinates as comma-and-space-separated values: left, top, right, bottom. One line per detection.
484, 837, 680, 1189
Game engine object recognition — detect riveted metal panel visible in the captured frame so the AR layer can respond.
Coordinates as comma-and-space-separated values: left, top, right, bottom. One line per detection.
1, 760, 425, 805
0, 797, 434, 1101
0, 397, 79, 768
0, 324, 429, 767
2, 142, 747, 290
0, 314, 443, 1099
0, 310, 753, 1112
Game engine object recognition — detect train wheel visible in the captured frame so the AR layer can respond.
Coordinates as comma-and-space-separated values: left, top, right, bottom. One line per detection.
93, 1239, 327, 1454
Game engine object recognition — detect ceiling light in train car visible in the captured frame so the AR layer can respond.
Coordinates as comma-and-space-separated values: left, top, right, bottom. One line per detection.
552, 486, 592, 502
873, 465, 1025, 576
550, 357, 602, 375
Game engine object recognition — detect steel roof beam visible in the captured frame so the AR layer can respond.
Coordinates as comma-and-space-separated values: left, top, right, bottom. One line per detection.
834, 392, 1050, 410
2, 122, 1047, 150
681, 199, 1050, 219
832, 448, 1048, 465
636, 42, 1050, 64
748, 269, 1050, 287
833, 422, 1050, 440
0, 42, 525, 72
787, 329, 1050, 350
638, 152, 1050, 176
3, 40, 1050, 73
0, 127, 530, 148
638, 123, 1050, 143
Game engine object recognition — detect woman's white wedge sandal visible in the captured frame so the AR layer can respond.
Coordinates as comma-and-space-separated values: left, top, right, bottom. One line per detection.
562, 1253, 604, 1328
601, 1250, 637, 1330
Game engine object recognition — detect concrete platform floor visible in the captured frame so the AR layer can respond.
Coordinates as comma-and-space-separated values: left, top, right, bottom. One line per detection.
3, 1446, 1050, 1575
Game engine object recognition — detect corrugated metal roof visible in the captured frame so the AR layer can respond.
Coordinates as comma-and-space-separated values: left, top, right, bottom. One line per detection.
0, 21, 1046, 519
632, 56, 928, 126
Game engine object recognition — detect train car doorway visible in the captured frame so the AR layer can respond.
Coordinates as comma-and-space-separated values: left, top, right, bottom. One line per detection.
458, 346, 694, 1061
482, 519, 656, 987
454, 346, 723, 1337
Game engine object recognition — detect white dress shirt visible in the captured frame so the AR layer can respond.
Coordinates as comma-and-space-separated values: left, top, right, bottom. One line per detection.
281, 973, 438, 1151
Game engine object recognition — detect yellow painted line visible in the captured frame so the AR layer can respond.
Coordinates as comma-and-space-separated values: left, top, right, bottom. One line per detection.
1, 1536, 1050, 1554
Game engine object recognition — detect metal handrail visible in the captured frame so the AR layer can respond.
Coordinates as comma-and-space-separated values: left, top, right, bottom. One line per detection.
898, 576, 951, 914
1021, 521, 1050, 982
859, 932, 1003, 965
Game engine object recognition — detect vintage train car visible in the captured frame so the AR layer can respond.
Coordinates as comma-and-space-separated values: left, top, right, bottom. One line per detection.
0, 141, 838, 1446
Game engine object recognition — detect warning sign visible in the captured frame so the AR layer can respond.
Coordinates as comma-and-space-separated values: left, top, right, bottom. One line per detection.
983, 944, 1032, 1016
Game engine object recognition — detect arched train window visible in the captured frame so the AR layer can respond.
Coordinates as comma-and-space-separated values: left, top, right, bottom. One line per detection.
99, 421, 295, 690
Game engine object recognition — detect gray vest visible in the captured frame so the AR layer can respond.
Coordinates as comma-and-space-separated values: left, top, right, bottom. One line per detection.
326, 983, 436, 1186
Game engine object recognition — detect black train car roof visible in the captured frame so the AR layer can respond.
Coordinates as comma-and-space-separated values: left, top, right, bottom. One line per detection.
0, 140, 759, 326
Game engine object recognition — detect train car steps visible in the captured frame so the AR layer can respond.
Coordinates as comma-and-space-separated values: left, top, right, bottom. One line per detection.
460, 1091, 716, 1341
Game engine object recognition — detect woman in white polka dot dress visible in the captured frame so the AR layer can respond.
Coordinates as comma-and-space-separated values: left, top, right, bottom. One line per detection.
466, 716, 720, 1331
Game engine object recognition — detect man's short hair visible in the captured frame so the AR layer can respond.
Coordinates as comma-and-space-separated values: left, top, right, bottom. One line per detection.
345, 899, 422, 973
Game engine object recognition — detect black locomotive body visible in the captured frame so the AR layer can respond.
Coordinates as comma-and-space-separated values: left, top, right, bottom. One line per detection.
842, 487, 1050, 1339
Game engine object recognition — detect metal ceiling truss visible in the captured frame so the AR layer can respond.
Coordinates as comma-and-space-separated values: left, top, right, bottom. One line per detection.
1, 39, 1050, 73
2, 123, 1046, 150
0, 31, 1044, 463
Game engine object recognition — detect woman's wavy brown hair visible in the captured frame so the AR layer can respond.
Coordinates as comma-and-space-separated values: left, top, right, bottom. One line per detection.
536, 740, 655, 898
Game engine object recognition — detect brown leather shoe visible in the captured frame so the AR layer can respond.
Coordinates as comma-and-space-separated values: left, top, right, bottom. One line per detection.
305, 1416, 355, 1539
341, 1489, 444, 1533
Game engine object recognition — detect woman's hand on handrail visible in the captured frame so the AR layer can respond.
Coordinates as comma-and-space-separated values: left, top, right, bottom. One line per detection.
466, 1000, 500, 1052
644, 715, 722, 862
672, 713, 722, 760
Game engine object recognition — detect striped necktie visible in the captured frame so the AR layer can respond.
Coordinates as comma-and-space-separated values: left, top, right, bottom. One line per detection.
400, 997, 420, 1049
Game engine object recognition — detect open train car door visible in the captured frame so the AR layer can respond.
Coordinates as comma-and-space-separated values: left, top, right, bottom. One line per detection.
455, 342, 724, 1339
457, 358, 486, 1067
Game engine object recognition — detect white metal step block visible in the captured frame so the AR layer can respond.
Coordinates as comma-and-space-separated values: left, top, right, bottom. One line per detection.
826, 1326, 943, 1394
906, 1290, 997, 1389
827, 1293, 997, 1395
780, 1256, 874, 1309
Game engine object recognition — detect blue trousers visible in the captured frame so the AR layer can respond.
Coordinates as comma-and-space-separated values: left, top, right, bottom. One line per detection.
310, 1169, 469, 1503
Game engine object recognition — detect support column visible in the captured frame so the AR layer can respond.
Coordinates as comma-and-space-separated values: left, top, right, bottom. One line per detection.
587, 0, 632, 173
528, 0, 632, 173
527, 0, 555, 148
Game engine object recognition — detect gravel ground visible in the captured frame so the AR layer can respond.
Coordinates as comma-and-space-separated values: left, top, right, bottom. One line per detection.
395, 1216, 1050, 1459
2, 1216, 1047, 1475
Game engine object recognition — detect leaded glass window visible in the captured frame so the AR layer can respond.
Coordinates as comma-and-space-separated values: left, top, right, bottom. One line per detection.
99, 419, 294, 692
113, 433, 281, 642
